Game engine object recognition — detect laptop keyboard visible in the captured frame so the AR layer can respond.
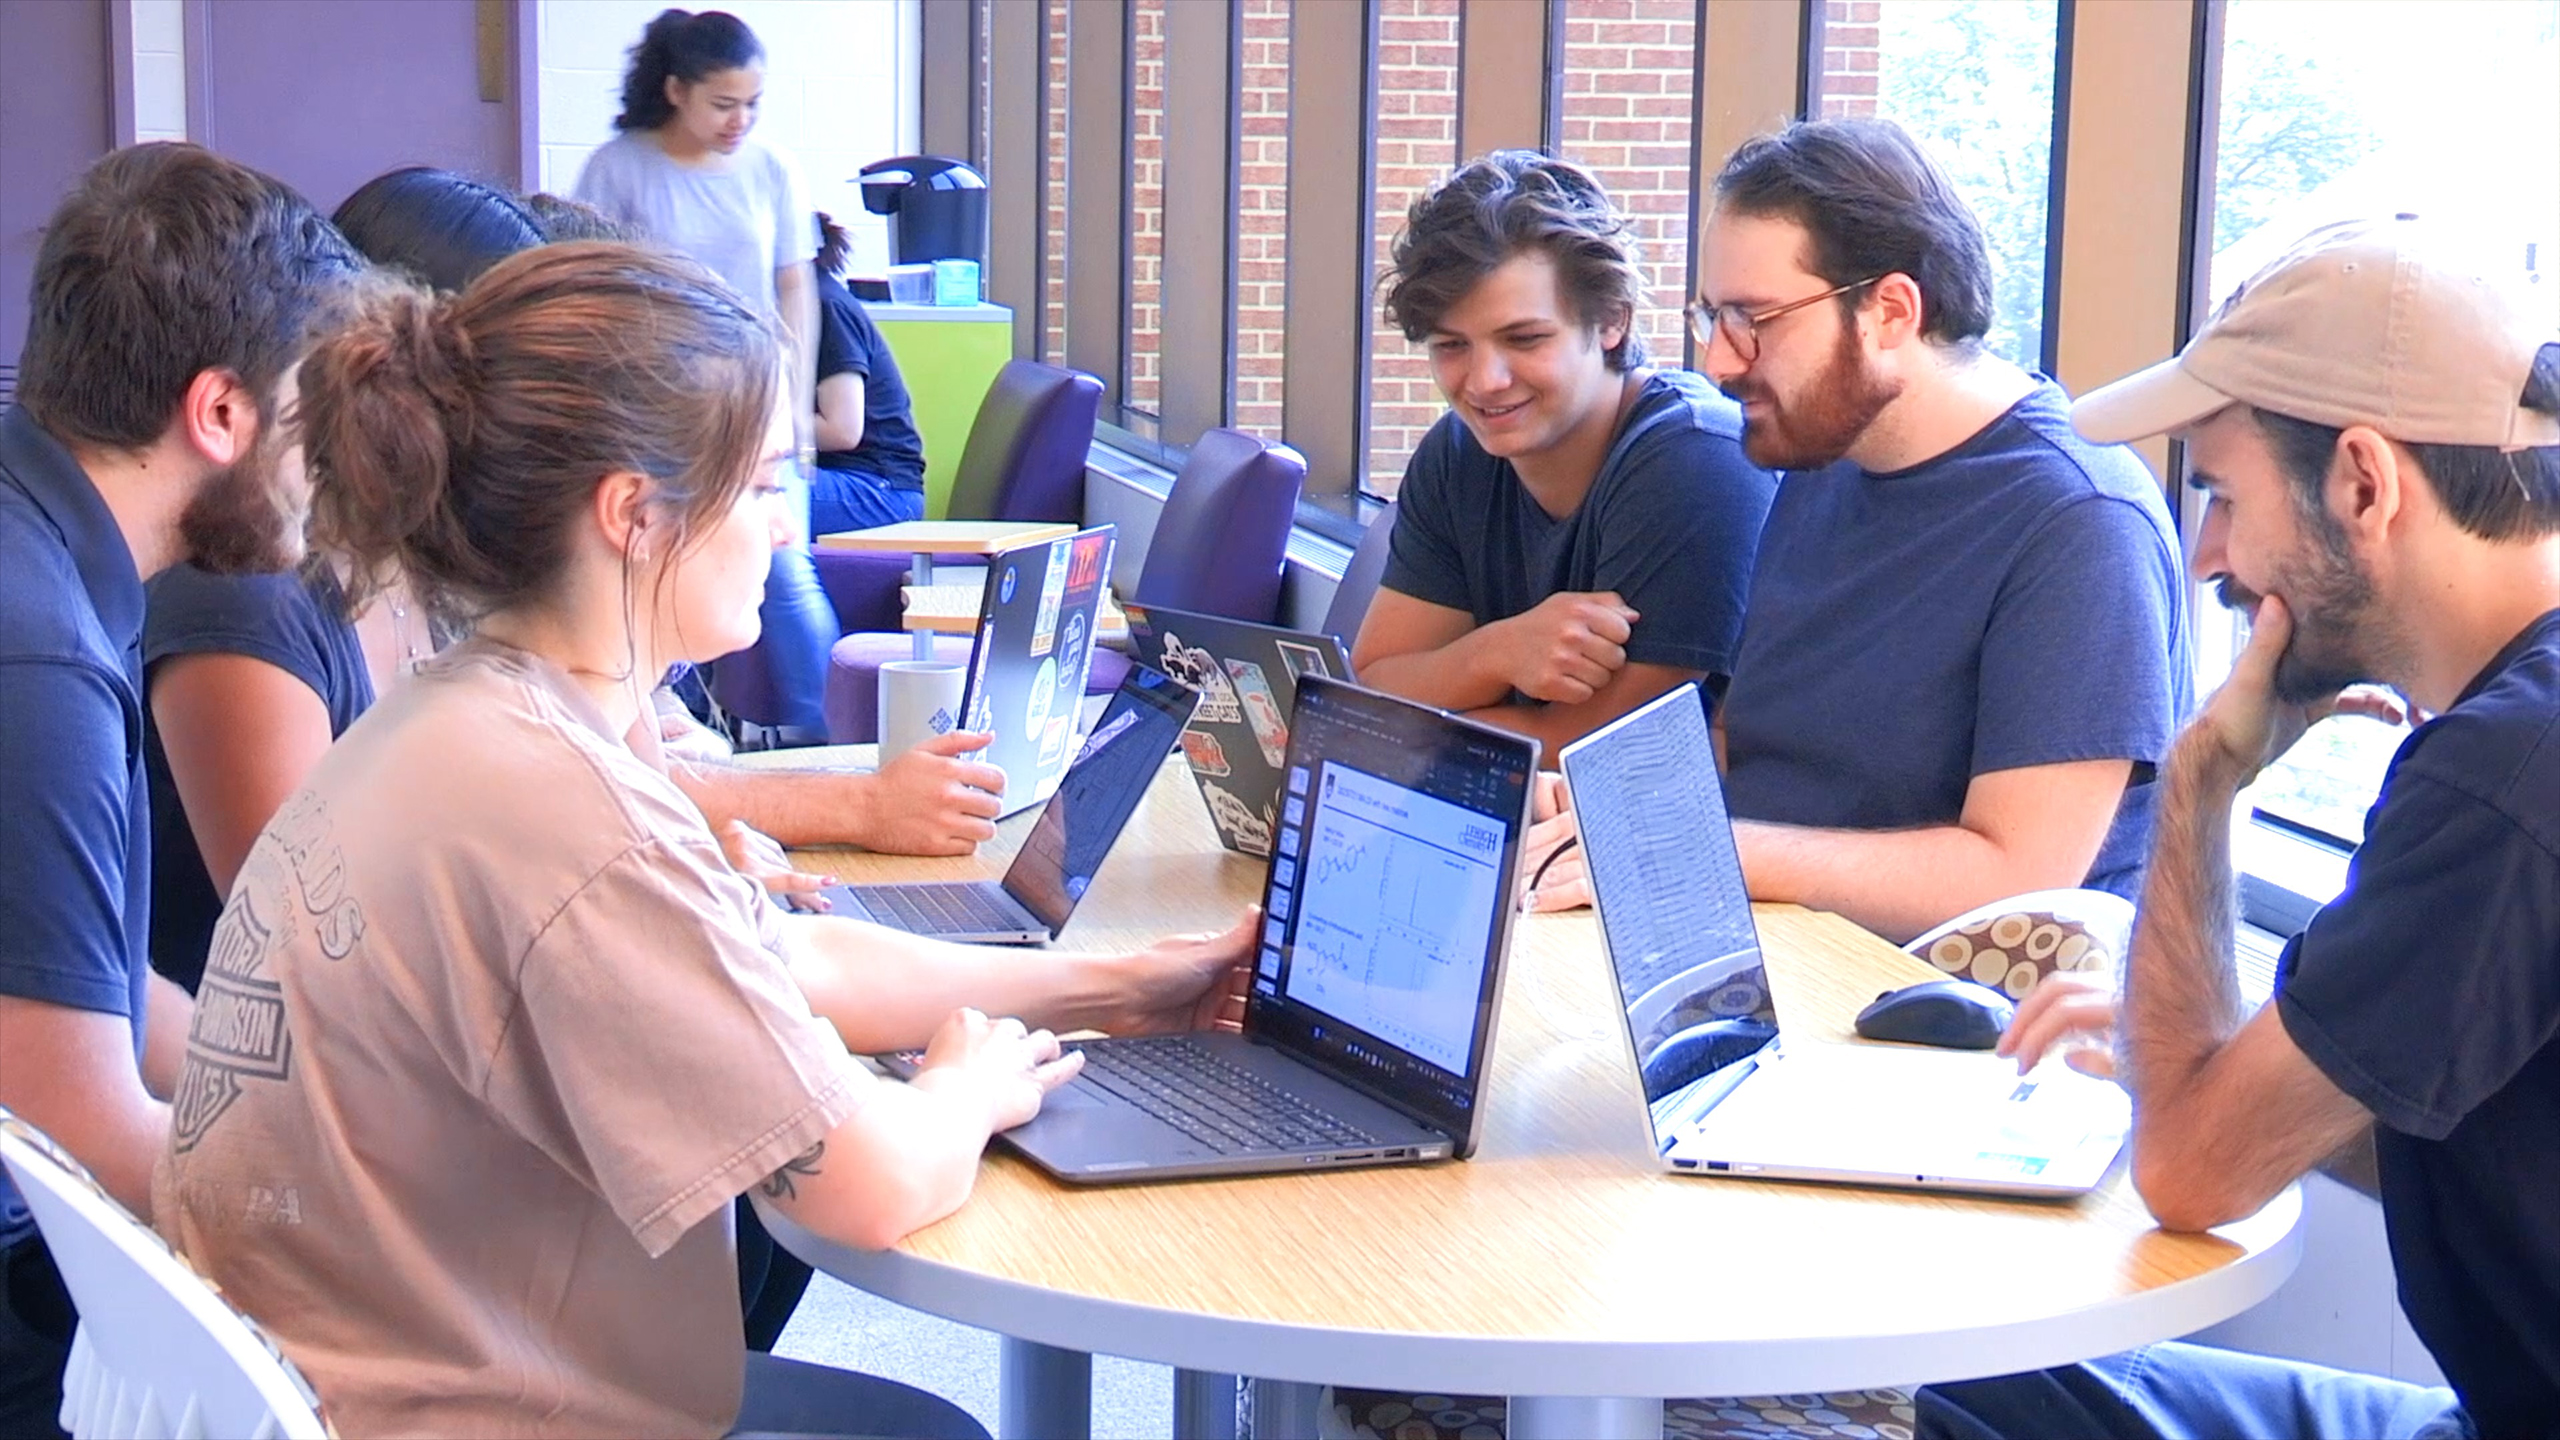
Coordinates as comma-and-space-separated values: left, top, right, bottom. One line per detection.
859, 883, 1026, 935
1073, 1037, 1382, 1154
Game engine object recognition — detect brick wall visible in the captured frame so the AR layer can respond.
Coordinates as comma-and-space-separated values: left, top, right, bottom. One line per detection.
1127, 0, 1166, 422
1556, 0, 1699, 397
1230, 0, 1295, 440
1816, 0, 1884, 118
1049, 0, 1808, 498
1365, 0, 1462, 490
1043, 0, 1069, 364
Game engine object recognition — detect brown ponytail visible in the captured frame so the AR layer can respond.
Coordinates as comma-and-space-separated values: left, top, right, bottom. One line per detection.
298, 241, 780, 622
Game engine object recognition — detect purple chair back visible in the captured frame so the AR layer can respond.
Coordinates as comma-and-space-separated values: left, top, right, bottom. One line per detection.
1322, 497, 1399, 641
947, 360, 1104, 523
1133, 429, 1307, 624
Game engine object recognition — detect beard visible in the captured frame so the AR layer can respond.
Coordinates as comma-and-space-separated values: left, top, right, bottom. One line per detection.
1726, 318, 1903, 470
177, 423, 305, 576
2216, 518, 2382, 705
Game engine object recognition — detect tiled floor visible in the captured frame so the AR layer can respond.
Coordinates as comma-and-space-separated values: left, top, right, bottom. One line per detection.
774, 1273, 1178, 1438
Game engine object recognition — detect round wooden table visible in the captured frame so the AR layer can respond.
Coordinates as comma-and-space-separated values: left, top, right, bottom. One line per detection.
755, 749, 2302, 1440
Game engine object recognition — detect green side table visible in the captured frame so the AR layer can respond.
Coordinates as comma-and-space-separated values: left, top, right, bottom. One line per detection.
867, 300, 1015, 519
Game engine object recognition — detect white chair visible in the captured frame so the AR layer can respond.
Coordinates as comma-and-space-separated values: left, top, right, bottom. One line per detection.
1903, 886, 2136, 998
0, 1112, 327, 1440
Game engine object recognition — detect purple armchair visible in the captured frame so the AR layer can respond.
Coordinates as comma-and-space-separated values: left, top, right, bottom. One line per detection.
1321, 497, 1400, 645
818, 360, 1104, 742
1084, 428, 1308, 694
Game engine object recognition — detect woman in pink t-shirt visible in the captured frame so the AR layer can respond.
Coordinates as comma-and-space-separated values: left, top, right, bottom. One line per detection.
157, 243, 1252, 1439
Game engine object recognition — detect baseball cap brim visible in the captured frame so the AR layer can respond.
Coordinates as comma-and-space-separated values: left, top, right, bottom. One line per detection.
2070, 356, 2240, 445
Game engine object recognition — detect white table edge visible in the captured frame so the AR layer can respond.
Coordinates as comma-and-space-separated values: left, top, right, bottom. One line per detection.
761, 1182, 2303, 1398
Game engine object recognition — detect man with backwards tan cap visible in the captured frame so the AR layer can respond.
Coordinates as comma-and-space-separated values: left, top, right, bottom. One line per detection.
1931, 219, 2560, 1436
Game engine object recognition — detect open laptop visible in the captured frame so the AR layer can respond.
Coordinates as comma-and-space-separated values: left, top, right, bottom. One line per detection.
1560, 685, 2130, 1199
961, 677, 1539, 1183
1122, 602, 1354, 858
818, 663, 1195, 943
957, 524, 1118, 817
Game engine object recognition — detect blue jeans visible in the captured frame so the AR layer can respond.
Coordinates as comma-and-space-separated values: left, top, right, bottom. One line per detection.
1920, 1342, 2469, 1439
808, 465, 925, 539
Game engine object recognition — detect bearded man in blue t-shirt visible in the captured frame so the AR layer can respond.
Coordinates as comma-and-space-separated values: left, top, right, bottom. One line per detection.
1527, 119, 2190, 943
1352, 152, 1777, 754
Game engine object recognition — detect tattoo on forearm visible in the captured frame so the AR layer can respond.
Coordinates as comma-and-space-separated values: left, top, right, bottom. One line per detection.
759, 1140, 826, 1201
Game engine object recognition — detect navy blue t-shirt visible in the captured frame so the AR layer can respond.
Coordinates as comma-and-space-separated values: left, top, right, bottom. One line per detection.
1719, 381, 2189, 900
814, 273, 926, 491
2274, 608, 2560, 1434
1382, 369, 1776, 684
0, 407, 153, 1251
142, 564, 374, 993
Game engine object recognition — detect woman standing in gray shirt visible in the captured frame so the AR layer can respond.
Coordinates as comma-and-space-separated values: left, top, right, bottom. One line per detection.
577, 9, 838, 736
573, 9, 816, 398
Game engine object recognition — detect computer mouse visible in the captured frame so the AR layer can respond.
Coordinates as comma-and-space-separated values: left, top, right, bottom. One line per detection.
1852, 978, 2016, 1050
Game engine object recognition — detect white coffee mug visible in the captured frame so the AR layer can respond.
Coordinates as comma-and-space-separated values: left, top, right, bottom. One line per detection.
878, 660, 966, 762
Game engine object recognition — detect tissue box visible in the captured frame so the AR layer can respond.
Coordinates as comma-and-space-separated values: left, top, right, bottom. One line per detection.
931, 259, 981, 306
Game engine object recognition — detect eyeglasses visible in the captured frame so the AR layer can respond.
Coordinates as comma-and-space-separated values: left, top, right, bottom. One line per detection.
1686, 275, 1884, 363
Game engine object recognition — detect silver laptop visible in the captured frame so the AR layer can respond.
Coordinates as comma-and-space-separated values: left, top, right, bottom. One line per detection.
820, 663, 1195, 943
1122, 602, 1355, 857
1560, 685, 2130, 1199
955, 678, 1539, 1183
956, 525, 1118, 818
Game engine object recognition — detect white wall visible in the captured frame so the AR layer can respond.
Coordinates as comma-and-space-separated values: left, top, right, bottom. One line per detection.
536, 0, 919, 274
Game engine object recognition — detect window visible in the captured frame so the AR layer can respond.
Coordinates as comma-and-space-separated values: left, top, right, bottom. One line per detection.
1363, 0, 1462, 497
2202, 0, 2560, 848
1555, 0, 1699, 376
1811, 0, 2061, 371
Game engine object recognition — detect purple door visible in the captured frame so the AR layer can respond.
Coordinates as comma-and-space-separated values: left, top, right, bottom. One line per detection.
192, 0, 522, 214
0, 0, 115, 385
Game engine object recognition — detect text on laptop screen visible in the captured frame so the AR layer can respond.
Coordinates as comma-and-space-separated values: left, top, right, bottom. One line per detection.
1561, 685, 1778, 1132
1249, 679, 1531, 1135
1005, 665, 1197, 931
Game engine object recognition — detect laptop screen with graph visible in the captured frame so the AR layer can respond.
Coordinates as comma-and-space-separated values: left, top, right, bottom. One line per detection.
1245, 677, 1536, 1143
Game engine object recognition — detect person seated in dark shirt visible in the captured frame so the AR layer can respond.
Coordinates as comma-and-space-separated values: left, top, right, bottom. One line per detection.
1954, 219, 2560, 1440
1525, 120, 2189, 942
0, 143, 361, 1440
1351, 152, 1777, 754
806, 211, 928, 536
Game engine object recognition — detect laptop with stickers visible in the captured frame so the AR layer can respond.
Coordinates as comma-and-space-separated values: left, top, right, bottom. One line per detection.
1122, 603, 1353, 857
956, 525, 1118, 818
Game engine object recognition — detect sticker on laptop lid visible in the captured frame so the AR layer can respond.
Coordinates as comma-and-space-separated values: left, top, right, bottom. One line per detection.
1274, 638, 1334, 682
1157, 634, 1243, 723
1225, 659, 1289, 768
1178, 728, 1233, 777
1030, 539, 1069, 658
1203, 781, 1272, 854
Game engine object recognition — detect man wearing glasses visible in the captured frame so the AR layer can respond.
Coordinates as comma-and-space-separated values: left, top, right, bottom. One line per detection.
1528, 119, 2187, 942
1353, 152, 1777, 752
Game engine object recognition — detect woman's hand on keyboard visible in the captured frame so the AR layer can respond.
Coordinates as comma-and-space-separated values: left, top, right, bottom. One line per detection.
912, 1007, 1084, 1132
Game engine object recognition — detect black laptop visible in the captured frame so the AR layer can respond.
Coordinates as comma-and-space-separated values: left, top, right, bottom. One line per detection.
1122, 603, 1354, 857
957, 524, 1118, 818
819, 663, 1195, 943
975, 678, 1539, 1183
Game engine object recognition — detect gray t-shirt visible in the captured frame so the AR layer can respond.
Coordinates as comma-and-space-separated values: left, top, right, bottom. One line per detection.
573, 131, 814, 316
